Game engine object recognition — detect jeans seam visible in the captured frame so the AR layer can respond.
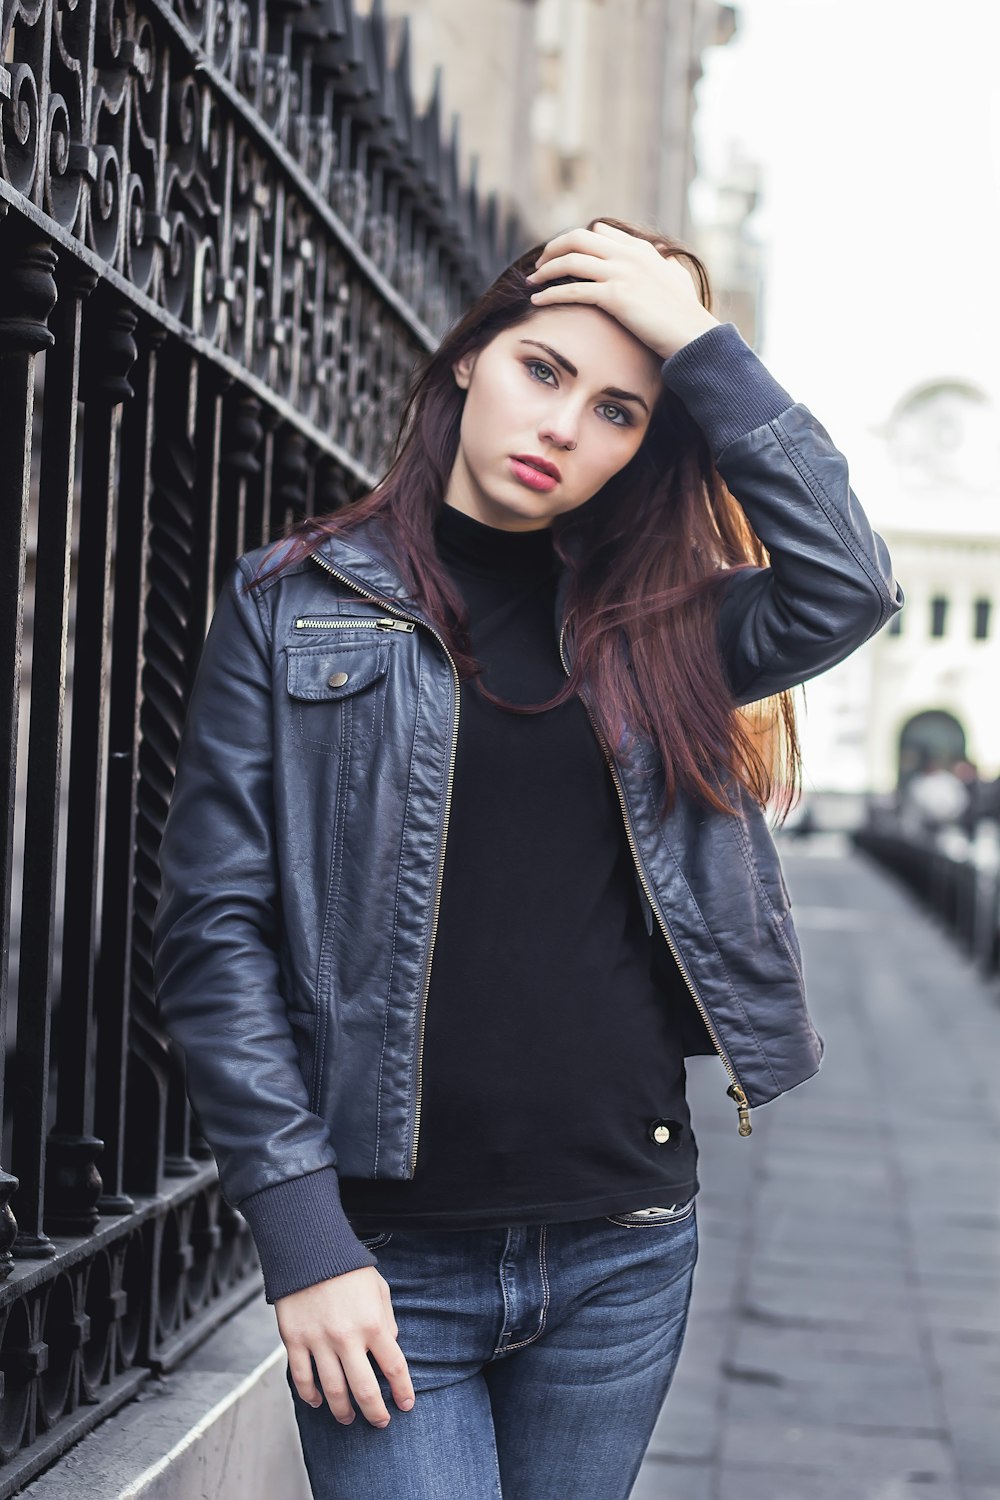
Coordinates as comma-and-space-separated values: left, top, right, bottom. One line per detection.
494, 1228, 513, 1357
495, 1227, 550, 1354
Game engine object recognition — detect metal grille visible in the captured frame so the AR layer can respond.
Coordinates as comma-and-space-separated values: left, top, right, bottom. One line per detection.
0, 0, 523, 1485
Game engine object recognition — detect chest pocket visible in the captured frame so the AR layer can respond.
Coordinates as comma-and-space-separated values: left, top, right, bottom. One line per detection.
286, 642, 392, 752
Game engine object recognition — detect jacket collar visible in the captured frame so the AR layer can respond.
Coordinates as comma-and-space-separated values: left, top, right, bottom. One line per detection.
310, 520, 421, 614
311, 517, 577, 669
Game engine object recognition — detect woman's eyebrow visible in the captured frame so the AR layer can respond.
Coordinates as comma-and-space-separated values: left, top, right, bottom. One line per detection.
518, 339, 650, 414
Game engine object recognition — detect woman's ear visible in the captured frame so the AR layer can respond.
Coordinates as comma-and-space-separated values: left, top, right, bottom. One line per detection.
452, 353, 476, 390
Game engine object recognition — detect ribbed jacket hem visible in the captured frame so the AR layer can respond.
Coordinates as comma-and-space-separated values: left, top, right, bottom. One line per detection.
238, 1166, 379, 1303
660, 321, 796, 457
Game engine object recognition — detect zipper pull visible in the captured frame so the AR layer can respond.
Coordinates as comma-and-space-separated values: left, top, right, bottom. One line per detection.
376, 618, 415, 632
727, 1083, 752, 1137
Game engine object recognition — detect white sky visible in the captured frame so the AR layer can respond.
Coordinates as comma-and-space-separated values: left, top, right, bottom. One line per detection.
692, 0, 1000, 446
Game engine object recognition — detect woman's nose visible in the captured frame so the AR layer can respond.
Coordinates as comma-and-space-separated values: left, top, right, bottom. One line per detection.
538, 411, 579, 451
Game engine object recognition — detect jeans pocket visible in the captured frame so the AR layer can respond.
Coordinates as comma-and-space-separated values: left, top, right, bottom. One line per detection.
604, 1198, 696, 1229
357, 1230, 393, 1251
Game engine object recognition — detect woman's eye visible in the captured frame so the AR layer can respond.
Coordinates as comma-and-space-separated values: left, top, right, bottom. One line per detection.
525, 359, 556, 385
599, 403, 631, 427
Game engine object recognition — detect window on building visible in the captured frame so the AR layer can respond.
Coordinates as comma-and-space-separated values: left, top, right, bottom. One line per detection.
973, 598, 991, 640
930, 596, 948, 637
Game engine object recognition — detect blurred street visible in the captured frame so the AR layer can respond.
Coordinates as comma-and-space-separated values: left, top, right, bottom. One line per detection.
633, 834, 1000, 1500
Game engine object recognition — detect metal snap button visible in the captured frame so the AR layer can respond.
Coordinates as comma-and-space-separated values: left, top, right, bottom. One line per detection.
327, 671, 349, 688
648, 1118, 674, 1145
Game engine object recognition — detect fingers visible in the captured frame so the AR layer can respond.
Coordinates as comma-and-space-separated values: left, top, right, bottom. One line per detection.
529, 280, 601, 307
338, 1345, 395, 1428
289, 1340, 408, 1428
330, 1332, 415, 1428
527, 251, 610, 284
287, 1334, 415, 1428
316, 1345, 369, 1425
533, 220, 637, 269
534, 224, 615, 269
287, 1351, 324, 1409
276, 1269, 415, 1429
370, 1329, 416, 1415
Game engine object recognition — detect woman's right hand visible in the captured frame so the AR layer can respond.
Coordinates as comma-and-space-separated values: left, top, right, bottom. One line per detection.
276, 1267, 415, 1427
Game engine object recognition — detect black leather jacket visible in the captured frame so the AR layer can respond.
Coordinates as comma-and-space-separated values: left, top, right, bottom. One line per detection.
153, 323, 903, 1299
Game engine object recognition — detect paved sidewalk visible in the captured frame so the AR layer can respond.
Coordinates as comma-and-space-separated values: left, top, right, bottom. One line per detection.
631, 833, 1000, 1500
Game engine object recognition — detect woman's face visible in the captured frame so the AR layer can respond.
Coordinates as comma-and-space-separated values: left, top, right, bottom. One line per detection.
447, 305, 664, 531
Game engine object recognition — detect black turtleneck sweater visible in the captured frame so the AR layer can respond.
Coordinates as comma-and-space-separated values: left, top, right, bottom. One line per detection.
337, 501, 698, 1229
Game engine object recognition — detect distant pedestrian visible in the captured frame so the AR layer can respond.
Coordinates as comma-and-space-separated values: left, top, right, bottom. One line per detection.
980, 772, 1000, 826
953, 758, 985, 837
903, 758, 970, 834
153, 218, 902, 1499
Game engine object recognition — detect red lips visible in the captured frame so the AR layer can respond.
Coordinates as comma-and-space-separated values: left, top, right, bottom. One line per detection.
512, 454, 562, 481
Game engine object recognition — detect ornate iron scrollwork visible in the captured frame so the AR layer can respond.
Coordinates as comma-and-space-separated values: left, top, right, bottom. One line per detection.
0, 0, 525, 1488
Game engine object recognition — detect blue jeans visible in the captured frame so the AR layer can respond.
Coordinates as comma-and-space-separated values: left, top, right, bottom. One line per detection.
287, 1200, 698, 1500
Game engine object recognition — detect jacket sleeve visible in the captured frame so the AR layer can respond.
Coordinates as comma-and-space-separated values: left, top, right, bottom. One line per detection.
660, 321, 904, 706
152, 556, 379, 1302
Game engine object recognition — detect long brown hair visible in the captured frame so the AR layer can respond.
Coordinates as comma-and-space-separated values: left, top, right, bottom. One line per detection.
248, 215, 801, 823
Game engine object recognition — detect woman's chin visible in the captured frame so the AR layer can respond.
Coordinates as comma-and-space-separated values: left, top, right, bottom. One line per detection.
470, 487, 555, 529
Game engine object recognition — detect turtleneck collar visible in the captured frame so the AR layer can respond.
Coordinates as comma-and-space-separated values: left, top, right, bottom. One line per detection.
433, 502, 556, 578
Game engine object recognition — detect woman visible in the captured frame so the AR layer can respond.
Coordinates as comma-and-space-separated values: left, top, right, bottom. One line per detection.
153, 218, 902, 1499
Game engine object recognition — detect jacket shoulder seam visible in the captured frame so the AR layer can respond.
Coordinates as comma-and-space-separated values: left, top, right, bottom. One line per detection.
236, 553, 275, 646
767, 413, 890, 632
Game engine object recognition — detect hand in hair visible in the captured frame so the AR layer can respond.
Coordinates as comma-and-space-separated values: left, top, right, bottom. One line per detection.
525, 220, 719, 361
277, 1266, 415, 1428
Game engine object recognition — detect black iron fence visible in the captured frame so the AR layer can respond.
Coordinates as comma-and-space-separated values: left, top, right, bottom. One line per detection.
0, 0, 524, 1485
853, 826, 1000, 981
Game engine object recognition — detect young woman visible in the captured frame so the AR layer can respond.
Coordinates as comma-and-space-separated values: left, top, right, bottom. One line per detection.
153, 217, 902, 1499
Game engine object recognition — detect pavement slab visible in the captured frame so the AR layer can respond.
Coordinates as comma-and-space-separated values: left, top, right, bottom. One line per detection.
715, 1473, 963, 1500
629, 1457, 715, 1500
631, 834, 1000, 1500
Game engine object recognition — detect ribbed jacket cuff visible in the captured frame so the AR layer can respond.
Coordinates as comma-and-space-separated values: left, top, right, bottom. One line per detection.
660, 321, 796, 458
238, 1166, 379, 1303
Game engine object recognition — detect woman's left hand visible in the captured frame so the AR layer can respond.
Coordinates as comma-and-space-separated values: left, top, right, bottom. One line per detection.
526, 222, 720, 361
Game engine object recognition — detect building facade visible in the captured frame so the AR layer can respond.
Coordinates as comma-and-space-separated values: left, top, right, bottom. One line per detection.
364, 0, 738, 243
794, 379, 1000, 796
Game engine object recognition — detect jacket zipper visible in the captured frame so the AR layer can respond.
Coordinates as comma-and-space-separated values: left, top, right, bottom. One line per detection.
308, 551, 460, 1172
294, 616, 416, 632
558, 620, 752, 1138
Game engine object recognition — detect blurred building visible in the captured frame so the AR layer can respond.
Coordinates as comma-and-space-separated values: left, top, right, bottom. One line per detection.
866, 380, 1000, 789
366, 0, 739, 243
688, 136, 765, 345
793, 379, 1000, 796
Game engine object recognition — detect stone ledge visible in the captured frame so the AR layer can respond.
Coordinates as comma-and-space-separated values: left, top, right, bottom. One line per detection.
22, 1295, 310, 1500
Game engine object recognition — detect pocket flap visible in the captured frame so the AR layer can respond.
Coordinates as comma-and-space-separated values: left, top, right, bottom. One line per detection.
286, 643, 390, 701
